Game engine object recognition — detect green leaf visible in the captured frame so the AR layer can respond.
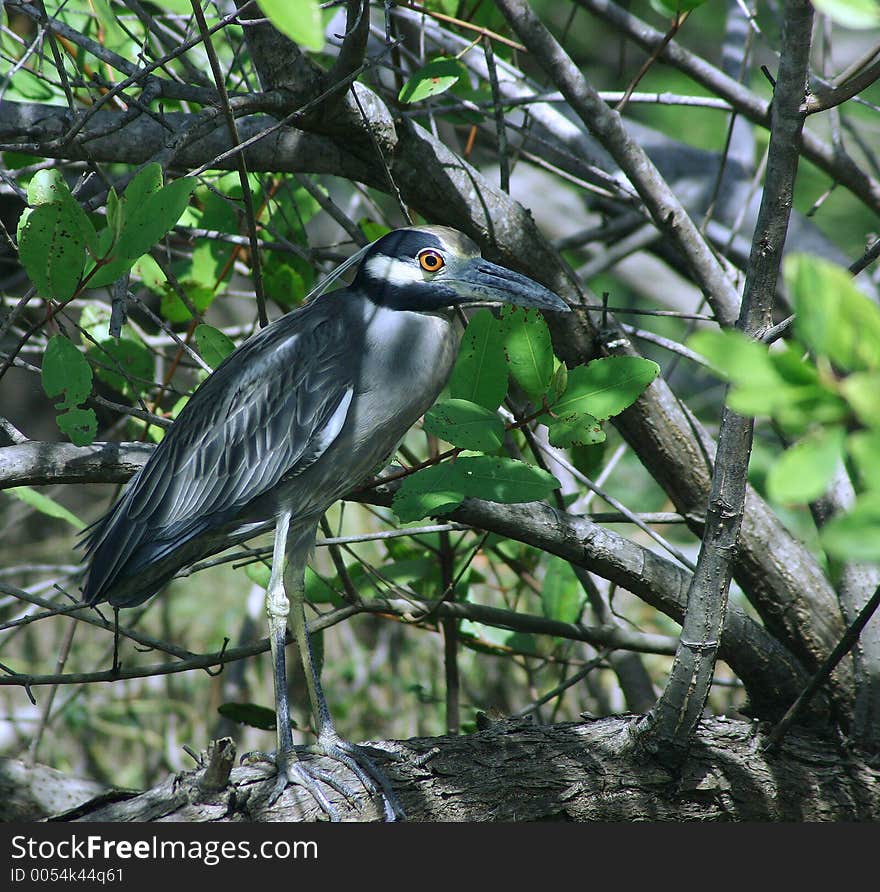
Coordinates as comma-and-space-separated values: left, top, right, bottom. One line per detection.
6, 486, 83, 529
650, 0, 708, 15
766, 426, 846, 504
91, 339, 154, 400
841, 372, 880, 427
245, 562, 271, 589
424, 399, 505, 451
398, 57, 464, 103
90, 0, 129, 49
453, 455, 560, 503
503, 308, 555, 403
810, 0, 880, 29
159, 283, 215, 323
194, 324, 236, 369
123, 163, 164, 210
115, 177, 198, 262
848, 430, 880, 491
106, 187, 124, 245
56, 407, 98, 446
450, 309, 508, 410
550, 356, 659, 421
785, 254, 880, 372
265, 263, 306, 308
18, 203, 87, 301
541, 556, 584, 624
821, 494, 880, 561
547, 413, 605, 448
42, 334, 93, 408
392, 462, 466, 523
217, 702, 280, 731
259, 0, 325, 51
360, 220, 391, 242
689, 328, 777, 385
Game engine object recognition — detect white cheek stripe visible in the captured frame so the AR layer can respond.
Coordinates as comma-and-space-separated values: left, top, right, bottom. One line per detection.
366, 255, 427, 287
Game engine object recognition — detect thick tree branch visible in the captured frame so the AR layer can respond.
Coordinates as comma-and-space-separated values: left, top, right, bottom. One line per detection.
40, 717, 880, 822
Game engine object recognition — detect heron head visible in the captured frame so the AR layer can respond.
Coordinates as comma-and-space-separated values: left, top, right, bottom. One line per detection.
352, 226, 569, 314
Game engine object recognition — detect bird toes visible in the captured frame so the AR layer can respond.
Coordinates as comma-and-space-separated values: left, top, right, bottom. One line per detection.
242, 748, 356, 821
311, 732, 406, 822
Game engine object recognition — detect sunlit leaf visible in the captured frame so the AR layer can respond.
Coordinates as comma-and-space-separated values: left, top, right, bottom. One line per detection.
399, 57, 464, 103
424, 399, 505, 451
450, 309, 508, 410
503, 307, 554, 403
194, 324, 237, 369
5, 486, 83, 529
550, 356, 659, 421
766, 426, 845, 504
259, 0, 325, 51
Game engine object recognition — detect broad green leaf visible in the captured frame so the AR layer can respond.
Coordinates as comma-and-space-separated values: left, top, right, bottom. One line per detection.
651, 0, 708, 15
786, 254, 880, 372
841, 372, 880, 427
132, 254, 167, 292
821, 494, 880, 561
2, 151, 41, 170
848, 430, 880, 491
450, 309, 508, 410
265, 263, 306, 308
766, 426, 846, 504
503, 308, 555, 403
689, 328, 777, 386
547, 413, 605, 448
106, 187, 124, 245
541, 557, 584, 624
123, 163, 163, 210
245, 562, 271, 589
424, 399, 505, 451
90, 0, 129, 50
810, 0, 880, 29
159, 283, 215, 323
392, 461, 466, 522
399, 57, 464, 103
551, 356, 659, 421
453, 454, 559, 502
42, 334, 93, 408
360, 219, 391, 242
259, 0, 324, 51
217, 702, 279, 731
18, 203, 86, 301
91, 338, 154, 400
115, 177, 197, 261
305, 567, 343, 605
195, 324, 237, 369
6, 486, 83, 529
459, 619, 540, 656
56, 407, 98, 446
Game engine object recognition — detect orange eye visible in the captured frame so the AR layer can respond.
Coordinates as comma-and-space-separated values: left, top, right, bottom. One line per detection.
418, 249, 445, 273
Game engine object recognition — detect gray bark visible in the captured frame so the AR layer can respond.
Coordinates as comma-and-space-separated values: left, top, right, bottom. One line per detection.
34, 717, 880, 822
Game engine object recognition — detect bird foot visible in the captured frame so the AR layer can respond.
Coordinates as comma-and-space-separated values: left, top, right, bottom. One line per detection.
241, 738, 405, 822
303, 729, 406, 822
241, 748, 358, 821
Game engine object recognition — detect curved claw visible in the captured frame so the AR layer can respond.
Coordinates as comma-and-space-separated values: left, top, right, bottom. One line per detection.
311, 731, 406, 822
242, 748, 359, 821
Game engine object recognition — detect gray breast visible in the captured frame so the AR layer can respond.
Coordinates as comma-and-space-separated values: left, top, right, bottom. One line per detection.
274, 303, 459, 523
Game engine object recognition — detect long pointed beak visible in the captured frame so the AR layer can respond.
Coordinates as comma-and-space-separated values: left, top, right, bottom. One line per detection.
449, 258, 570, 313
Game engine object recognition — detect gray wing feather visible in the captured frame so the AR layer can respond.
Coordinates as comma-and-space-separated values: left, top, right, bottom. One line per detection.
81, 300, 356, 605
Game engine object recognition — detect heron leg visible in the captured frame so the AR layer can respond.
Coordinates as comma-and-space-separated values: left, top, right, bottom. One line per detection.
257, 511, 348, 819
284, 542, 405, 822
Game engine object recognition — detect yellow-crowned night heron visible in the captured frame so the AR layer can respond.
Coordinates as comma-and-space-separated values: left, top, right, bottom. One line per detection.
80, 225, 569, 820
